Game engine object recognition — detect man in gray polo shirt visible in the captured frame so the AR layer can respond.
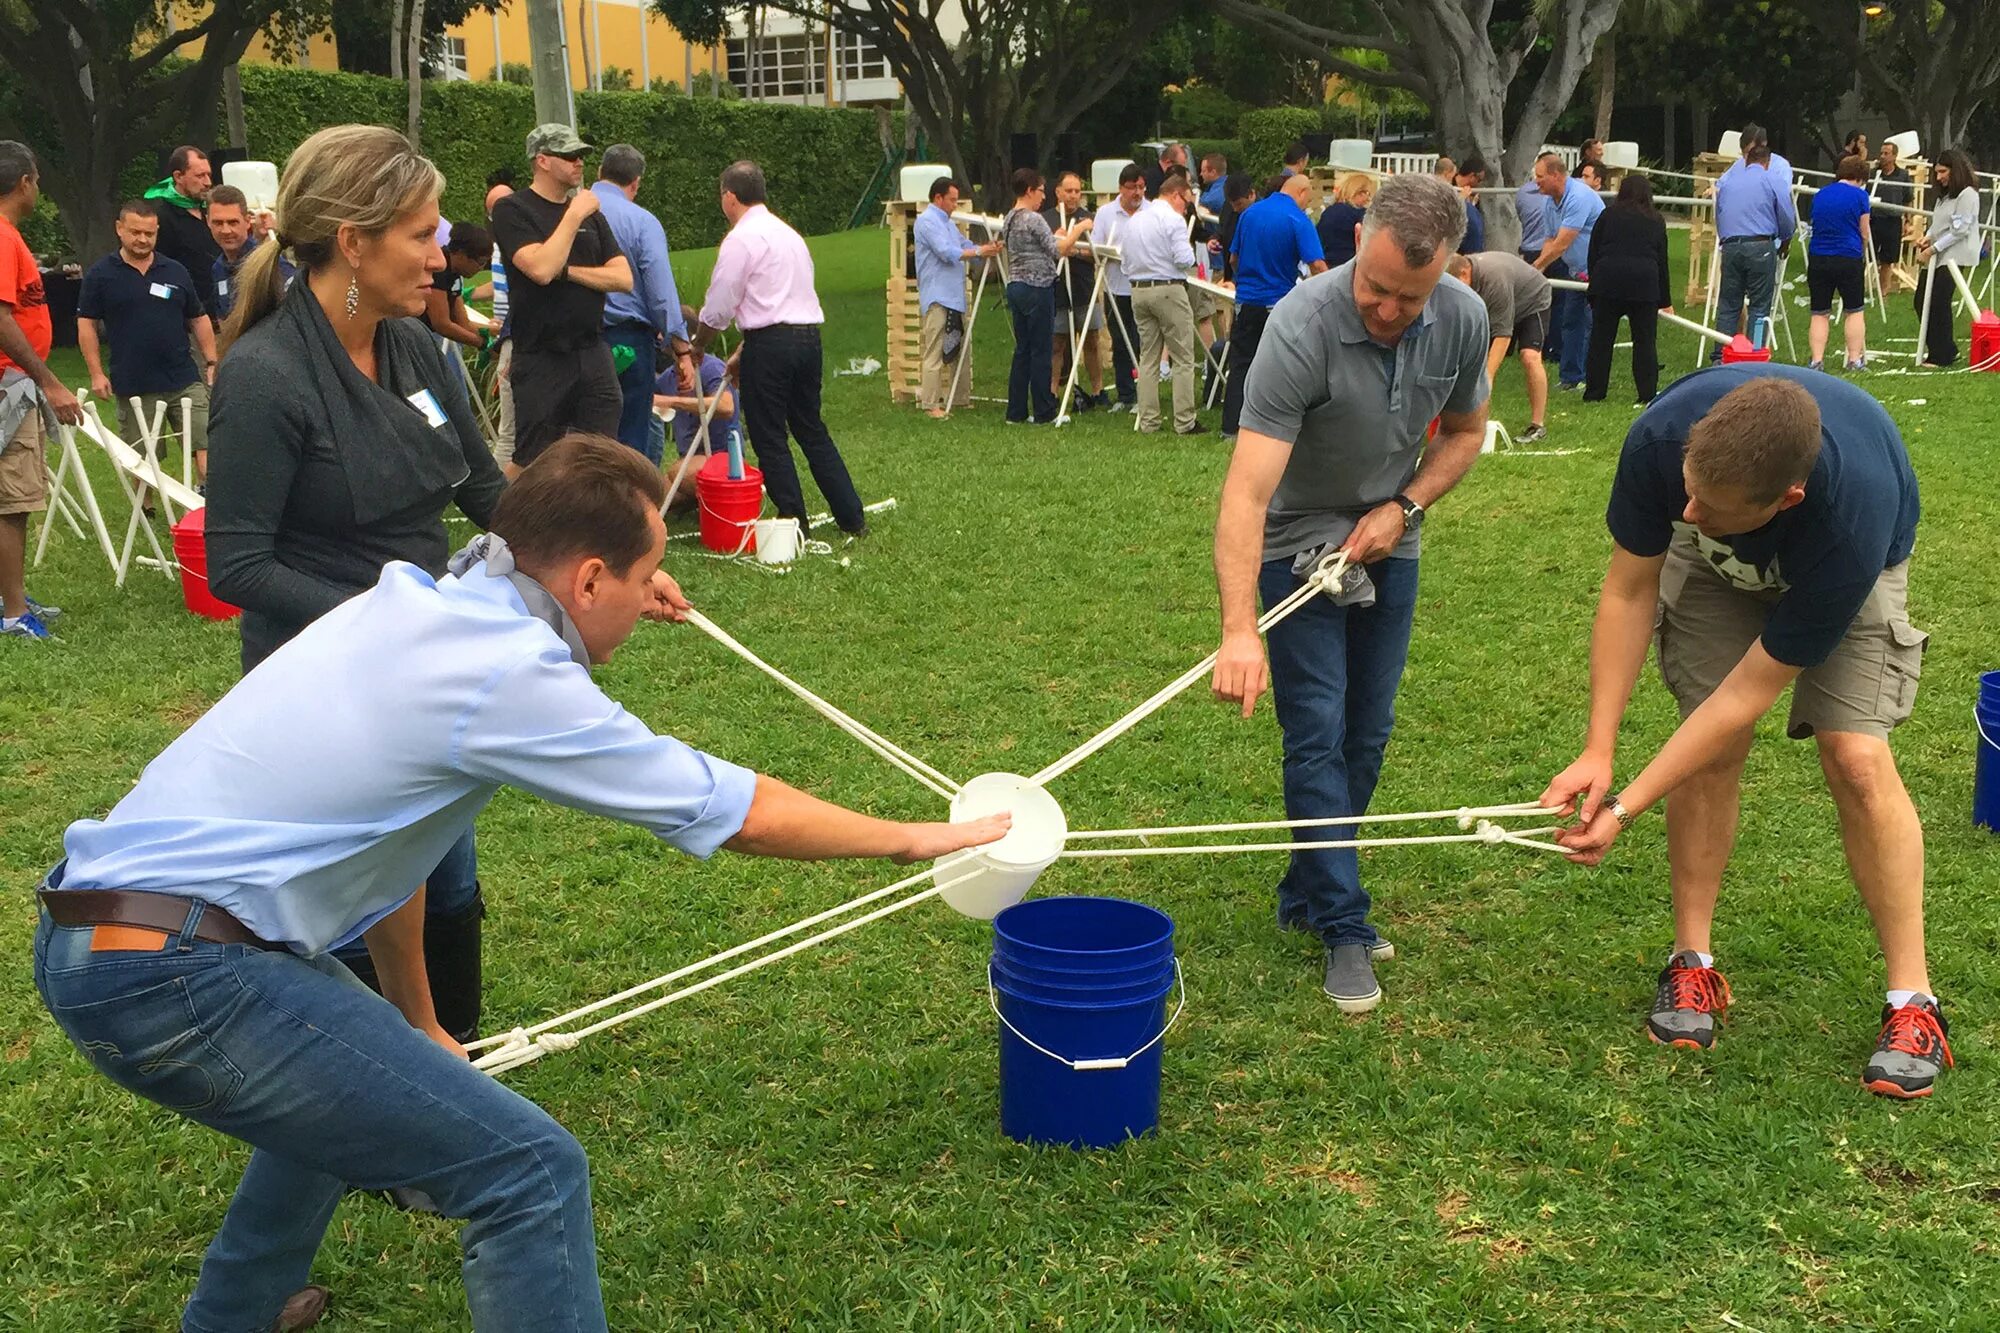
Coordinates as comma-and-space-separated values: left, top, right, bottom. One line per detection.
1446, 250, 1551, 443
1211, 174, 1491, 1013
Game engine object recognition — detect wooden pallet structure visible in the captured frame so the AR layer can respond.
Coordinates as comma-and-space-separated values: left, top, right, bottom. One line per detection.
884, 200, 999, 403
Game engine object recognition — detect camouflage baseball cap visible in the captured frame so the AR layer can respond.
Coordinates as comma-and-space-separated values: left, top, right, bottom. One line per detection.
526, 123, 591, 158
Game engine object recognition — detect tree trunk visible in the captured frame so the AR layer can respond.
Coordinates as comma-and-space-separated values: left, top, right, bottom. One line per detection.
223, 63, 248, 151
524, 0, 573, 125
1662, 94, 1677, 173
577, 0, 594, 91
1593, 39, 1614, 144
389, 0, 406, 79
1691, 102, 1710, 161
406, 0, 426, 146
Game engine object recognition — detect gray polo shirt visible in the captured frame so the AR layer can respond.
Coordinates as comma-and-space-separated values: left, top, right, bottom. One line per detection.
1464, 251, 1551, 339
1239, 261, 1489, 561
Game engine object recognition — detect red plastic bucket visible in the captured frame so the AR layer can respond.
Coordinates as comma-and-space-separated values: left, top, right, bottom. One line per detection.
1719, 334, 1771, 365
1970, 312, 2000, 372
169, 507, 241, 620
695, 453, 765, 554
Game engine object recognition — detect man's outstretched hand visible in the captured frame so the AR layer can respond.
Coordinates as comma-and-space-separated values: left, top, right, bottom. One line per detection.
895, 813, 1013, 864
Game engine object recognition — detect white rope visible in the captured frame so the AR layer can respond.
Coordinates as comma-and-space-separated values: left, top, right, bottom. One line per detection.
1059, 821, 1566, 859
1030, 552, 1349, 785
474, 867, 980, 1073
1063, 801, 1553, 840
684, 608, 960, 799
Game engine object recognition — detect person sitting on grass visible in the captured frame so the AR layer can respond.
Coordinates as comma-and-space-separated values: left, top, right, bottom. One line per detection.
653, 302, 734, 505
1544, 367, 1946, 1100
32, 434, 1009, 1333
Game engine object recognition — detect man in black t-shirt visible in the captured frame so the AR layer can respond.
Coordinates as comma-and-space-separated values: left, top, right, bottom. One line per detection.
489, 124, 632, 474
1541, 367, 1948, 1099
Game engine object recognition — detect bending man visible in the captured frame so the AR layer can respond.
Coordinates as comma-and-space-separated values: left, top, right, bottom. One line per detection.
32, 435, 1006, 1331
1544, 367, 1943, 1099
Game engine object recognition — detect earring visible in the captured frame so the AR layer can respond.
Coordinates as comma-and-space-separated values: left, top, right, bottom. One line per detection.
345, 267, 360, 320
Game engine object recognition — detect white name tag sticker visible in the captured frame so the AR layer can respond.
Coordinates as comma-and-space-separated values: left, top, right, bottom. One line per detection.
217, 278, 229, 296
407, 388, 449, 428
149, 282, 173, 300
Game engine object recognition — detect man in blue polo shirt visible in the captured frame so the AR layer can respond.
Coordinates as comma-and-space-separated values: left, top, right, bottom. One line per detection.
592, 144, 691, 464
1543, 366, 1945, 1100
77, 199, 216, 474
1221, 173, 1328, 438
1530, 152, 1604, 391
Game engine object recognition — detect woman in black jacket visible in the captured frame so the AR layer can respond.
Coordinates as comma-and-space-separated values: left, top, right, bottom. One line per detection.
1584, 174, 1673, 404
207, 126, 506, 1050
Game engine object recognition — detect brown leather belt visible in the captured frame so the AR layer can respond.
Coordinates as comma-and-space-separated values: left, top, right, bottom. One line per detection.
38, 888, 280, 950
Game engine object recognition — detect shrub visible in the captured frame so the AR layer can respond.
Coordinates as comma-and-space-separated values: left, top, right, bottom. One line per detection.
1238, 106, 1323, 177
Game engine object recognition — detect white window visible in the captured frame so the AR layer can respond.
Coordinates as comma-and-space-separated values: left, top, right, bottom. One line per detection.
443, 35, 470, 81
835, 32, 890, 83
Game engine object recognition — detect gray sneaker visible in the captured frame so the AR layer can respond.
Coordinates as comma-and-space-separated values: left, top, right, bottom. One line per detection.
1516, 422, 1549, 444
1646, 950, 1732, 1049
1863, 999, 1953, 1099
1323, 943, 1382, 1013
1280, 914, 1393, 959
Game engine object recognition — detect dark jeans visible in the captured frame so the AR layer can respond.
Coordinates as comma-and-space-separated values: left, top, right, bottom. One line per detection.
739, 324, 865, 531
1005, 282, 1058, 423
1714, 235, 1778, 343
1914, 268, 1958, 365
33, 902, 604, 1332
509, 342, 621, 467
1547, 257, 1591, 386
1584, 299, 1660, 403
1107, 292, 1141, 404
1222, 303, 1271, 436
1259, 554, 1421, 948
605, 325, 662, 464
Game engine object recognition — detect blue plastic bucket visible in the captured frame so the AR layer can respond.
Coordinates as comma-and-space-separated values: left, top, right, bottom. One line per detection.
1976, 671, 2000, 832
990, 896, 1179, 1149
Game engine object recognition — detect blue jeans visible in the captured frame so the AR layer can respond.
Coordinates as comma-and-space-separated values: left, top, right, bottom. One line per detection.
1005, 282, 1057, 423
605, 326, 662, 464
1548, 257, 1591, 386
33, 901, 604, 1333
1714, 236, 1778, 345
1259, 555, 1420, 947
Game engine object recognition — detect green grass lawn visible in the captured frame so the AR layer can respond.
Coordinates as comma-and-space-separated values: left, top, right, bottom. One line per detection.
6, 226, 2000, 1330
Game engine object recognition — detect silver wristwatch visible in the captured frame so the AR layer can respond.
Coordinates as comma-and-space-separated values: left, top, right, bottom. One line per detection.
1608, 797, 1635, 832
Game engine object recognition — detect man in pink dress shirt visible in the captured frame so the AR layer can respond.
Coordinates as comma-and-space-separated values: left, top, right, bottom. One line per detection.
693, 161, 866, 535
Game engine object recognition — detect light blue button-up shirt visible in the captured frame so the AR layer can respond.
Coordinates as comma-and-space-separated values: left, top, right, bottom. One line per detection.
58, 561, 757, 955
1715, 154, 1798, 243
914, 203, 977, 316
593, 180, 686, 341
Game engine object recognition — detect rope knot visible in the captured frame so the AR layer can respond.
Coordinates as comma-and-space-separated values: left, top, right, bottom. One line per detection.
538, 1031, 581, 1052
1457, 807, 1476, 829
1475, 819, 1506, 845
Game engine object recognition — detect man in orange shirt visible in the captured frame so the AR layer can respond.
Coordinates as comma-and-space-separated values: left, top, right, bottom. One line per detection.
0, 140, 83, 641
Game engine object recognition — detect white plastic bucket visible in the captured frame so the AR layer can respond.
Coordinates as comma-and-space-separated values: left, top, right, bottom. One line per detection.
1602, 141, 1639, 169
1090, 159, 1130, 196
1886, 130, 1922, 160
1717, 130, 1743, 158
934, 772, 1068, 919
222, 160, 280, 211
900, 164, 952, 203
753, 517, 801, 565
1328, 139, 1372, 170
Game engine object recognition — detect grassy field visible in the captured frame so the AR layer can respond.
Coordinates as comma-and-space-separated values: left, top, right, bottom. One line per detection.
5, 225, 2000, 1330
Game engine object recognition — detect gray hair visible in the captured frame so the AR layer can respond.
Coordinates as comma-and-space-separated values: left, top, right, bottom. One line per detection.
1358, 173, 1466, 268
599, 143, 645, 187
0, 140, 35, 198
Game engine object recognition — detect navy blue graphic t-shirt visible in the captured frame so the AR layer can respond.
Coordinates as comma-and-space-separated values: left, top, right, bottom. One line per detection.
1606, 364, 1919, 668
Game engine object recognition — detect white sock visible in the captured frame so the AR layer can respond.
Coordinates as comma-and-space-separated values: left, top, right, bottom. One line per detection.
1886, 989, 1932, 1010
1678, 949, 1714, 968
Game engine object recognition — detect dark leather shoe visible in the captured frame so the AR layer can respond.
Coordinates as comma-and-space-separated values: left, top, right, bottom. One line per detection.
276, 1284, 331, 1331
1176, 425, 1210, 437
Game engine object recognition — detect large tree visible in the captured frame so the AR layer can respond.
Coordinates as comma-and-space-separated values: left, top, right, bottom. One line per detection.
1204, 0, 1623, 190
1805, 0, 2000, 154
653, 0, 1185, 204
0, 0, 310, 260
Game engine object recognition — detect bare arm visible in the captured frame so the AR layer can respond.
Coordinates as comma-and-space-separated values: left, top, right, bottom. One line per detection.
1336, 400, 1488, 565
0, 304, 81, 422
190, 315, 218, 384
723, 774, 1008, 863
511, 194, 597, 285
1306, 259, 1329, 275
361, 886, 461, 1056
425, 289, 485, 348
564, 254, 632, 294
1541, 543, 1666, 823
1210, 429, 1295, 717
77, 319, 110, 399
1535, 226, 1580, 270
1484, 336, 1510, 389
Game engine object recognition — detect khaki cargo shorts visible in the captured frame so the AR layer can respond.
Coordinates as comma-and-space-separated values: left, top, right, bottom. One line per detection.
1655, 534, 1927, 739
0, 407, 47, 516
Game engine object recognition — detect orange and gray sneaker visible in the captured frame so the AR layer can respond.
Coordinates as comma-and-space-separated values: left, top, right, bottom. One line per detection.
1864, 998, 1954, 1099
1647, 950, 1733, 1049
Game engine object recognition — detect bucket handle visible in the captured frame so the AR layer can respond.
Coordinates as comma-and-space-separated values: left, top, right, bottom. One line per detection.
1979, 705, 2000, 754
986, 958, 1185, 1072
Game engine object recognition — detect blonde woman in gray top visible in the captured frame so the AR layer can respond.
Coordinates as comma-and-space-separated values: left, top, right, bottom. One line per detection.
1913, 148, 1982, 367
1002, 167, 1090, 424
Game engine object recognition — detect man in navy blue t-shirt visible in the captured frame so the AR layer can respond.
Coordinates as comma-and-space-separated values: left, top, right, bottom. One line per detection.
1541, 365, 1948, 1098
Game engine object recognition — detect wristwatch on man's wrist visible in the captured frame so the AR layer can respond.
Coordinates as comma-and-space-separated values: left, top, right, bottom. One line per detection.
1392, 493, 1425, 533
1608, 796, 1635, 832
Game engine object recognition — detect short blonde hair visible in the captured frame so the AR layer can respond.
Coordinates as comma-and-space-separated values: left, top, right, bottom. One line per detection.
1686, 378, 1823, 502
1336, 172, 1373, 206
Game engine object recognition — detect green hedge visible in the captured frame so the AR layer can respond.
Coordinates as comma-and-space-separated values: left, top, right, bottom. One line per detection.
1238, 107, 1322, 178
27, 62, 896, 257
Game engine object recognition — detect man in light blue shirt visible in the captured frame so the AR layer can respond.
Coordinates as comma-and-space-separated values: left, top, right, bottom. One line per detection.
33, 436, 1008, 1332
1531, 151, 1606, 389
1711, 123, 1798, 354
1516, 175, 1553, 265
914, 175, 996, 415
593, 144, 691, 464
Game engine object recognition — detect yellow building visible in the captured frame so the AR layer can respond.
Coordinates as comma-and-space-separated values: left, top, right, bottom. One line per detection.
242, 0, 722, 94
